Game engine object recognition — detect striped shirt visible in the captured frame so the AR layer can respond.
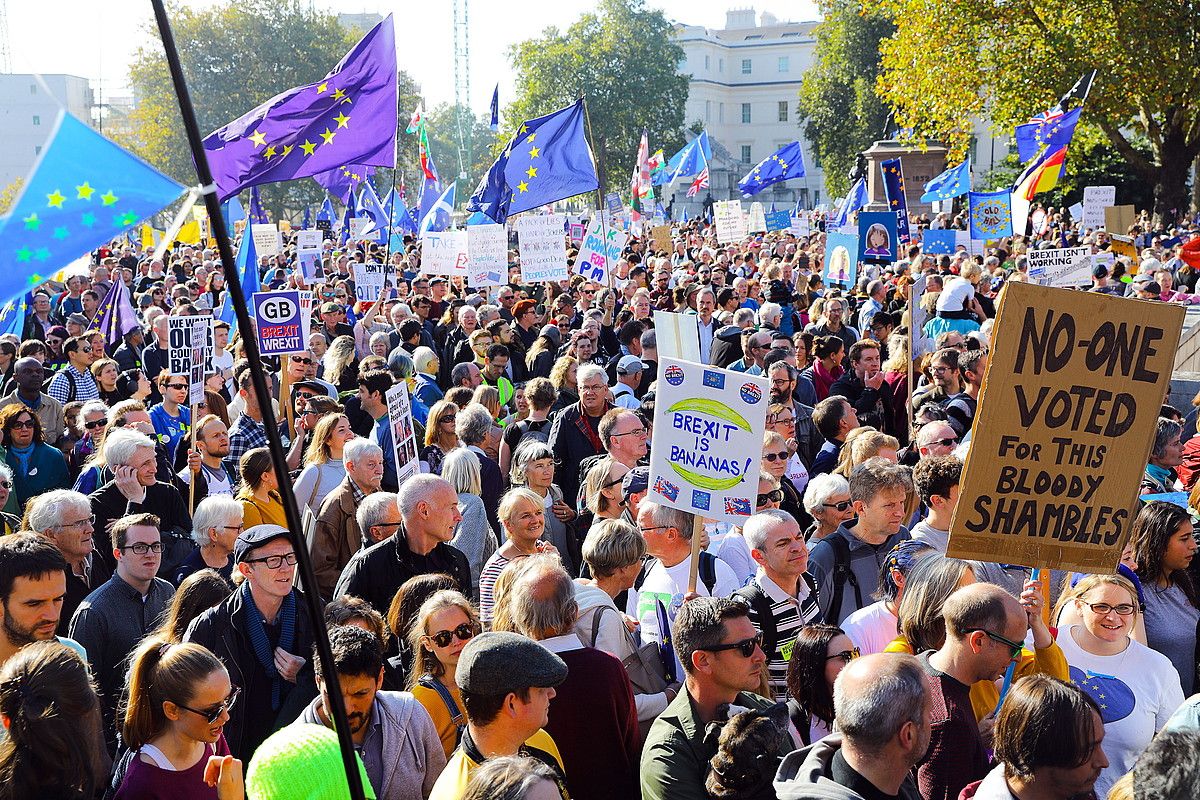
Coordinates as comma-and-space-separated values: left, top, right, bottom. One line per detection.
739, 569, 821, 701
46, 364, 99, 404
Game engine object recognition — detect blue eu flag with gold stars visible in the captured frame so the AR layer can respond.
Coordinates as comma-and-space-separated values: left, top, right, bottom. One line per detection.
737, 141, 806, 196
0, 112, 183, 290
467, 99, 598, 224
202, 15, 397, 201
880, 157, 912, 245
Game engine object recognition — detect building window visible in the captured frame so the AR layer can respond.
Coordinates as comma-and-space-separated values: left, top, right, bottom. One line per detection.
778, 102, 788, 122
741, 58, 752, 75
778, 56, 790, 72
741, 145, 752, 163
29, 84, 37, 95
32, 115, 40, 126
719, 103, 724, 123
705, 54, 710, 70
34, 145, 42, 155
814, 190, 821, 206
705, 100, 711, 122
719, 58, 724, 73
741, 103, 751, 124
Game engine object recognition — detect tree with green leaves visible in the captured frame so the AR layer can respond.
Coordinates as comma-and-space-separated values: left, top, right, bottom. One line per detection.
507, 0, 689, 195
797, 0, 894, 199
0, 178, 23, 217
869, 0, 1199, 222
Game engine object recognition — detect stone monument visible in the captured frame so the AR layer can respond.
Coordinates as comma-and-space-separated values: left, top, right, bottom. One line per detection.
861, 139, 949, 217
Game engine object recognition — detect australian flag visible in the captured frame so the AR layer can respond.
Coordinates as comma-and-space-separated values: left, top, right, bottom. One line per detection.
653, 476, 680, 502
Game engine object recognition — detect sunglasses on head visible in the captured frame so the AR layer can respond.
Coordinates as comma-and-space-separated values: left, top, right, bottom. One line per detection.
428, 622, 478, 648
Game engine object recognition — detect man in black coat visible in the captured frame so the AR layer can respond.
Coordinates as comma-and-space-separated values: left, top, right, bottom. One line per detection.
828, 339, 892, 430
547, 364, 614, 508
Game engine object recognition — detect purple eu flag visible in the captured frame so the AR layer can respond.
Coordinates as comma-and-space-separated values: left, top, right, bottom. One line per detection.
313, 163, 375, 204
94, 278, 140, 349
202, 16, 398, 201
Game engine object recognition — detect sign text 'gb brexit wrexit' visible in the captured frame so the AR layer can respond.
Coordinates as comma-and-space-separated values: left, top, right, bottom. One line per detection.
253, 290, 306, 356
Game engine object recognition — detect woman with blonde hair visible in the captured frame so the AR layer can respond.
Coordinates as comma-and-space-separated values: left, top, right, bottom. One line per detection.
477, 488, 555, 624
583, 456, 629, 522
321, 334, 359, 395
293, 413, 355, 513
549, 356, 578, 414
833, 428, 899, 478
470, 385, 503, 462
235, 447, 286, 528
442, 448, 497, 599
408, 590, 482, 757
509, 439, 574, 566
421, 400, 459, 475
882, 329, 913, 446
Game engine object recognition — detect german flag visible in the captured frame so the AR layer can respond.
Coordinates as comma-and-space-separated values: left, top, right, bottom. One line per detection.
1013, 145, 1068, 201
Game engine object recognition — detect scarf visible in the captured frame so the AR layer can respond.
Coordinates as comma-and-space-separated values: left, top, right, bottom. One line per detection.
1145, 463, 1175, 491
9, 442, 34, 475
241, 581, 296, 711
574, 406, 605, 452
811, 360, 844, 401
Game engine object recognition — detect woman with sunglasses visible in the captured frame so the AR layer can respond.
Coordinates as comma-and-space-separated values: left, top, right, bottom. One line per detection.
583, 456, 629, 524
0, 403, 69, 510
69, 399, 109, 477
113, 636, 241, 799
408, 590, 482, 758
421, 400, 460, 476
785, 623, 857, 745
761, 431, 808, 529
765, 401, 810, 496
1052, 574, 1184, 798
0, 463, 19, 534
800, 473, 854, 542
150, 373, 192, 463
713, 472, 784, 586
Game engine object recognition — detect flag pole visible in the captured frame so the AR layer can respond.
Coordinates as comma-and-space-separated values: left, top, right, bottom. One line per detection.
578, 92, 614, 291
147, 3, 367, 797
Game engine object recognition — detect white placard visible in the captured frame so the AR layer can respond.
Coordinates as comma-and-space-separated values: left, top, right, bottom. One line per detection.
467, 223, 507, 287
516, 214, 569, 283
352, 262, 387, 302
714, 200, 747, 244
747, 202, 767, 233
575, 217, 629, 285
1026, 246, 1093, 287
421, 231, 470, 276
647, 358, 769, 525
251, 223, 282, 257
789, 214, 810, 237
1082, 185, 1116, 229
386, 381, 420, 485
349, 216, 381, 241
296, 229, 323, 281
189, 317, 208, 405
653, 310, 701, 365
1068, 202, 1085, 220
167, 316, 194, 376
298, 291, 313, 347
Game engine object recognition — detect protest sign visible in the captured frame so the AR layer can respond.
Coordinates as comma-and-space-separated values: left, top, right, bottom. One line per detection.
1068, 202, 1084, 221
647, 358, 769, 525
823, 232, 859, 289
910, 275, 935, 357
352, 262, 387, 302
189, 317, 207, 405
1105, 205, 1136, 234
296, 229, 323, 281
349, 216, 381, 241
315, 218, 332, 240
922, 229, 956, 254
605, 192, 622, 216
467, 223, 507, 287
298, 291, 313, 346
747, 202, 767, 233
421, 231, 469, 277
569, 222, 585, 244
653, 310, 700, 364
1083, 186, 1115, 229
251, 223, 282, 257
1026, 246, 1093, 287
765, 210, 791, 232
575, 218, 628, 284
1111, 235, 1138, 261
858, 211, 899, 263
516, 214, 568, 283
789, 214, 810, 237
650, 225, 672, 254
714, 200, 747, 244
252, 290, 306, 356
1029, 208, 1048, 236
167, 316, 195, 376
385, 382, 420, 486
947, 282, 1184, 573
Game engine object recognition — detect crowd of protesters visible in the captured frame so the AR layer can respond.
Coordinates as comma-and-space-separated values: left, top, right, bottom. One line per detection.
0, 200, 1198, 800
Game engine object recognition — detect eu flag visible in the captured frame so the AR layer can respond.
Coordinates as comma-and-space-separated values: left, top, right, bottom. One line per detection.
94, 277, 140, 349
202, 16, 398, 201
832, 178, 868, 229
248, 187, 268, 223
467, 99, 598, 224
314, 164, 375, 204
968, 190, 1013, 239
920, 159, 971, 203
218, 229, 259, 329
655, 131, 711, 185
737, 141, 806, 196
317, 197, 335, 222
489, 84, 500, 133
880, 157, 912, 244
1015, 107, 1081, 163
0, 112, 183, 288
0, 293, 30, 338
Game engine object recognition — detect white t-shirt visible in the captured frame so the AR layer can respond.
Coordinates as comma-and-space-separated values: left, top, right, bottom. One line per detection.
936, 275, 975, 313
1057, 625, 1185, 799
841, 600, 900, 656
785, 455, 810, 496
712, 531, 756, 587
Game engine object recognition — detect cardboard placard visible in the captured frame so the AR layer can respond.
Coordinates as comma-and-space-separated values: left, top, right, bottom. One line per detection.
575, 218, 628, 284
251, 223, 282, 257
467, 223, 507, 287
1110, 235, 1138, 261
650, 224, 672, 254
352, 262, 387, 302
714, 200, 747, 244
647, 358, 769, 525
167, 316, 195, 377
385, 381, 420, 486
1104, 205, 1136, 235
421, 231, 469, 276
1082, 186, 1115, 229
653, 310, 701, 364
252, 290, 306, 355
1026, 246, 1092, 287
516, 214, 569, 283
947, 282, 1184, 573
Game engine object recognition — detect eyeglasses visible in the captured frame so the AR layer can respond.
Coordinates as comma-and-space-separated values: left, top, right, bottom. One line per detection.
822, 500, 853, 512
756, 489, 784, 506
922, 436, 957, 449
166, 383, 188, 390
245, 552, 298, 569
767, 415, 794, 426
638, 525, 671, 535
825, 647, 860, 663
177, 686, 241, 724
58, 515, 96, 530
120, 542, 164, 555
84, 419, 107, 430
1082, 602, 1137, 617
10, 419, 35, 430
610, 427, 648, 439
700, 633, 762, 658
438, 415, 456, 425
762, 451, 789, 462
0, 481, 9, 489
966, 628, 1024, 660
428, 622, 480, 648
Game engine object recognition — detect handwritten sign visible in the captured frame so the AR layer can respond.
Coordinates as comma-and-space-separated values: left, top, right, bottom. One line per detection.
650, 225, 672, 254
467, 223, 507, 288
352, 262, 387, 302
253, 290, 306, 356
516, 214, 568, 283
1082, 186, 1115, 229
648, 358, 769, 525
789, 214, 810, 237
575, 218, 628, 284
251, 223, 282, 258
386, 381, 420, 485
714, 200, 747, 244
948, 282, 1184, 572
421, 231, 469, 277
1026, 246, 1092, 288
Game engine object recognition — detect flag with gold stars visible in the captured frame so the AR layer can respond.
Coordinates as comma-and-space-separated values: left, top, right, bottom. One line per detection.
202, 15, 397, 201
880, 157, 912, 244
467, 99, 598, 224
314, 163, 375, 203
0, 112, 183, 290
737, 141, 806, 197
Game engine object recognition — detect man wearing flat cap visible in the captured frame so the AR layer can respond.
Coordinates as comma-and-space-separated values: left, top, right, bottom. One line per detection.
428, 631, 570, 800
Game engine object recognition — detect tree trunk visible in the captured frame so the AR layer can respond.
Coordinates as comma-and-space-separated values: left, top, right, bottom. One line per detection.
1152, 123, 1195, 227
1192, 153, 1200, 216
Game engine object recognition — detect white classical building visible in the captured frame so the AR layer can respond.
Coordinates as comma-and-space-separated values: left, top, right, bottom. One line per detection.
0, 74, 94, 187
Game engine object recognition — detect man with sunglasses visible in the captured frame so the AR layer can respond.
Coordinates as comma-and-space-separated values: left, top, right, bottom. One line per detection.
0, 356, 65, 446
46, 334, 100, 405
185, 524, 317, 760
69, 513, 174, 753
641, 596, 773, 800
916, 583, 1031, 800
914, 419, 959, 461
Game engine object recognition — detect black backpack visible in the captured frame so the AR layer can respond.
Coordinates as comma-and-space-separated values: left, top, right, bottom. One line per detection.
616, 551, 719, 611
824, 534, 863, 624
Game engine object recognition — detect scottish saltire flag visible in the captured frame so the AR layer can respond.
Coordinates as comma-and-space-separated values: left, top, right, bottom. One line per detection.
832, 177, 868, 228
356, 181, 389, 240
489, 84, 499, 133
248, 187, 268, 223
655, 131, 711, 185
414, 175, 443, 233
202, 16, 397, 201
968, 190, 1014, 239
317, 197, 335, 222
1015, 107, 1081, 163
920, 159, 971, 203
467, 100, 598, 224
387, 188, 414, 247
314, 163, 375, 203
94, 277, 139, 348
880, 157, 912, 244
0, 112, 183, 288
738, 141, 806, 196
419, 183, 456, 235
218, 229, 259, 327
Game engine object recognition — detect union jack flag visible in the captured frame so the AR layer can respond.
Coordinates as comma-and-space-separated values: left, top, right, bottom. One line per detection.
687, 165, 709, 198
725, 497, 752, 517
653, 477, 680, 502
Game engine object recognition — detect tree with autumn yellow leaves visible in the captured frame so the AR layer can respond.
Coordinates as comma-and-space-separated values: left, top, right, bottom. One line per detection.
869, 0, 1199, 223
